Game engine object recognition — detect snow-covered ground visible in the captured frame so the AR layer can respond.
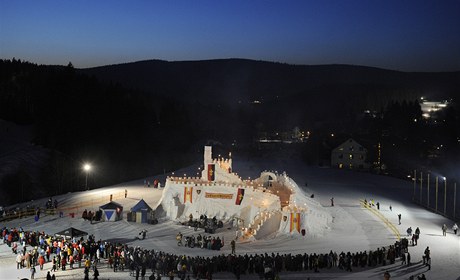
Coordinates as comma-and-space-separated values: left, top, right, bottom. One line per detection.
1, 157, 459, 280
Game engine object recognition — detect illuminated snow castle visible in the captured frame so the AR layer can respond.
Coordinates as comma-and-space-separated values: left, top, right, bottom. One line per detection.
156, 146, 331, 239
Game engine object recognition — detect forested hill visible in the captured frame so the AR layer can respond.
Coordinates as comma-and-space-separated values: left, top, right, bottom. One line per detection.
80, 59, 460, 107
1, 58, 459, 205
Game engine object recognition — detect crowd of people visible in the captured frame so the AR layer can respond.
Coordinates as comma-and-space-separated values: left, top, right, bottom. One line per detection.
176, 232, 224, 250
183, 214, 224, 234
3, 225, 433, 280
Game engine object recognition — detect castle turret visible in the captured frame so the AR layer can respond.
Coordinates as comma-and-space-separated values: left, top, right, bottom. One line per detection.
204, 146, 212, 165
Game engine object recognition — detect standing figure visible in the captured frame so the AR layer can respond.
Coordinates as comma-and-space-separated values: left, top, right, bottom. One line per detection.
30, 266, 36, 279
176, 232, 183, 246
84, 267, 90, 280
398, 214, 401, 225
414, 227, 420, 245
331, 197, 334, 207
93, 267, 99, 280
424, 247, 431, 270
442, 224, 447, 236
453, 223, 458, 235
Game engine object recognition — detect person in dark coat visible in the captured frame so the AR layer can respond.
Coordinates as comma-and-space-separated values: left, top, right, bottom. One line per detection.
93, 267, 99, 280
84, 267, 90, 280
424, 247, 431, 270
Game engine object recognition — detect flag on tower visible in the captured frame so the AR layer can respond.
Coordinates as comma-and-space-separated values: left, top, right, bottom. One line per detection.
184, 187, 193, 203
207, 164, 215, 181
290, 212, 300, 233
235, 188, 245, 205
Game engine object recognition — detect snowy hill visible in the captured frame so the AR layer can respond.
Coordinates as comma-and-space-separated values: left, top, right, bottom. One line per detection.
1, 156, 459, 280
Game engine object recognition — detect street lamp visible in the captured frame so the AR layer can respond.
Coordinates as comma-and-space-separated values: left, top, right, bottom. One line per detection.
443, 176, 447, 214
84, 163, 91, 191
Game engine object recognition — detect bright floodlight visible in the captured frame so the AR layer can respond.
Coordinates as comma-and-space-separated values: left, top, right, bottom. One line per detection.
83, 163, 91, 190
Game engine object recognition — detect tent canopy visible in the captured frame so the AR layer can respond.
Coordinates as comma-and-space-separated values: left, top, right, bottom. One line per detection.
131, 199, 153, 212
55, 227, 88, 239
100, 201, 123, 210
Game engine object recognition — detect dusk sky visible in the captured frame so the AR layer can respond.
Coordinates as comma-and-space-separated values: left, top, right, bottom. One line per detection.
1, 0, 460, 71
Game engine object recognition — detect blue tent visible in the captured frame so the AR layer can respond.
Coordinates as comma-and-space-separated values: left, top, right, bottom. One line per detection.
130, 199, 153, 223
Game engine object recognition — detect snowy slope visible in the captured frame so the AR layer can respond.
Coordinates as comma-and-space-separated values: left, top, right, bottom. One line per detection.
1, 157, 459, 280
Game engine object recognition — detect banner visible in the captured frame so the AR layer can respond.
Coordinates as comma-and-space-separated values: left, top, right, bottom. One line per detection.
205, 192, 233, 199
207, 164, 215, 181
290, 213, 300, 233
235, 188, 245, 205
184, 187, 193, 203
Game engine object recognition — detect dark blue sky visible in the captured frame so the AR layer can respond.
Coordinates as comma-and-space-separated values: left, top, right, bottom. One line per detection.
1, 0, 459, 71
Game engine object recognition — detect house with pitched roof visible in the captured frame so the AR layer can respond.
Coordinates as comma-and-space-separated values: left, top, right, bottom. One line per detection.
331, 138, 369, 170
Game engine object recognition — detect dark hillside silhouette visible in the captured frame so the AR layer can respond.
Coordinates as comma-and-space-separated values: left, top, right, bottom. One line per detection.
1, 58, 459, 205
81, 59, 459, 107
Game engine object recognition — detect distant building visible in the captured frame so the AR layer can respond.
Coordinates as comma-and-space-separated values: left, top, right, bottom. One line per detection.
331, 138, 369, 170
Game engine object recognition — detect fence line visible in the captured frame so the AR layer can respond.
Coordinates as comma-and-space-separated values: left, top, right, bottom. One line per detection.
360, 199, 401, 241
0, 190, 127, 222
412, 170, 458, 223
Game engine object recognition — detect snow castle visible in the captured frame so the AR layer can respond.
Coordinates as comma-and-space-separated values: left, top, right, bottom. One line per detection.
156, 146, 331, 239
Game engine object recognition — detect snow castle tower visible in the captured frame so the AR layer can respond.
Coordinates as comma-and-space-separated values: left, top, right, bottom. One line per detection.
155, 146, 331, 240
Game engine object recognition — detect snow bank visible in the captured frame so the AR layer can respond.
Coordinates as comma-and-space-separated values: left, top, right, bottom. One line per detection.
278, 173, 332, 237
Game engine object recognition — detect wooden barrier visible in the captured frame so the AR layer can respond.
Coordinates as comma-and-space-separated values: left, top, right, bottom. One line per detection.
0, 190, 127, 222
360, 199, 401, 240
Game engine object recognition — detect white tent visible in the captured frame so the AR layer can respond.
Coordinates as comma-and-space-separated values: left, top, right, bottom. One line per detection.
99, 201, 123, 222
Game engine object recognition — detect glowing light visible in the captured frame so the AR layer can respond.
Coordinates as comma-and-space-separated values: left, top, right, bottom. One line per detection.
83, 163, 92, 191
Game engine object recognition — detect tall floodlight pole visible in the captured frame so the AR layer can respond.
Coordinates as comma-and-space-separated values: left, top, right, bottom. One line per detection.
413, 170, 417, 201
444, 177, 447, 215
454, 182, 457, 219
84, 164, 91, 191
427, 173, 430, 208
420, 172, 423, 203
435, 176, 438, 212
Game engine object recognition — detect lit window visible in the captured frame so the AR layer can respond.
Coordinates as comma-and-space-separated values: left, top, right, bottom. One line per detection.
338, 163, 343, 169
349, 154, 353, 159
